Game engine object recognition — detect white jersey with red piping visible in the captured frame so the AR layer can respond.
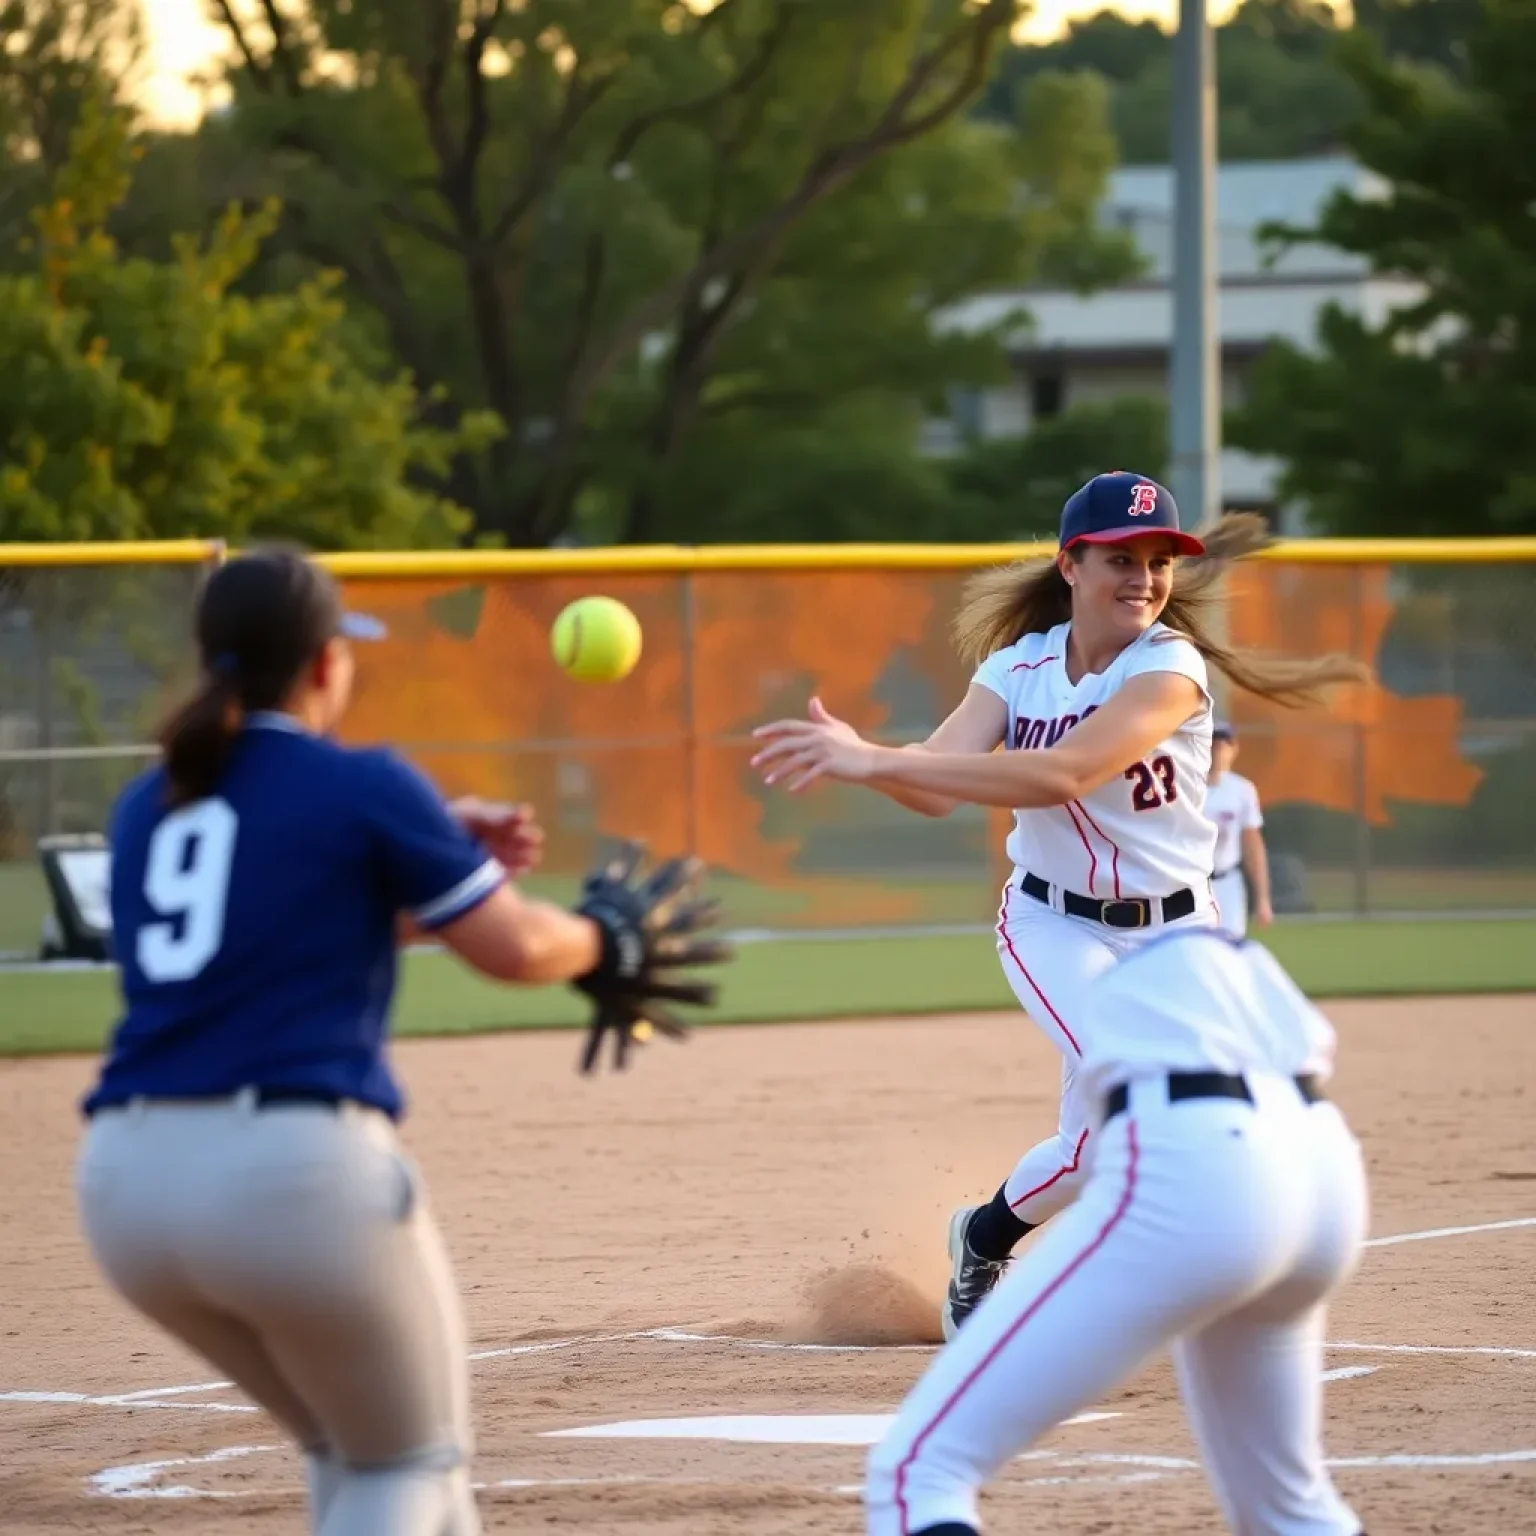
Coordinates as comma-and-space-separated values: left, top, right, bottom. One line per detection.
972, 620, 1217, 899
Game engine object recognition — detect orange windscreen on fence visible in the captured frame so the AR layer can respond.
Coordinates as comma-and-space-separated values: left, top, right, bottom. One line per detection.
331, 560, 1535, 925
1221, 562, 1487, 825
336, 569, 986, 928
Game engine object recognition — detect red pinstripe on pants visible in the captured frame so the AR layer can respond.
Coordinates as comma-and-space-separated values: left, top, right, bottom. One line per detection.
891, 1121, 1142, 1534
995, 884, 1081, 1056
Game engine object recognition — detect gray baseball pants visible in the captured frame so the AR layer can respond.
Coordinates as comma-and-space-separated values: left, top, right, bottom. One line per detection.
76, 1092, 480, 1535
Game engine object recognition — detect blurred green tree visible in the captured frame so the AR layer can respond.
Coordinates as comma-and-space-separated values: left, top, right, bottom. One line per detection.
0, 0, 145, 252
0, 100, 493, 546
981, 0, 1363, 163
979, 0, 1484, 165
946, 394, 1170, 540
1228, 0, 1536, 537
193, 0, 1136, 545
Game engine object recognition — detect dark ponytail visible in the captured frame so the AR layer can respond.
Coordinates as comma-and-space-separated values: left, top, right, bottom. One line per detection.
156, 545, 346, 807
158, 669, 245, 809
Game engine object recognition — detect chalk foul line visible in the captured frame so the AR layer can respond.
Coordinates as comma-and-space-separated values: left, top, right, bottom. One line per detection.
90, 1444, 283, 1499
88, 1443, 1536, 1502
1364, 1215, 1536, 1248
1330, 1341, 1536, 1359
0, 1387, 257, 1414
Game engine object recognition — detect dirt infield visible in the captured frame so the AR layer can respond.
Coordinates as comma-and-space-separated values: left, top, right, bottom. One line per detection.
2, 995, 1534, 1533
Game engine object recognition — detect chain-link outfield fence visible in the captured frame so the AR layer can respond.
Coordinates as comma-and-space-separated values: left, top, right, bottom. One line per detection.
0, 543, 220, 956
2, 538, 1533, 957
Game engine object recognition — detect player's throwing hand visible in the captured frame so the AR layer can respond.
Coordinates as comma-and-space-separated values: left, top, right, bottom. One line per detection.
750, 697, 878, 791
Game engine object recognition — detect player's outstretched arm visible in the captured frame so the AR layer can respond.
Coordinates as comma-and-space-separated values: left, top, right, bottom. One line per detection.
435, 840, 733, 1074
754, 673, 1201, 808
876, 687, 1010, 818
757, 690, 1007, 818
435, 886, 605, 984
1242, 826, 1274, 925
367, 751, 730, 1070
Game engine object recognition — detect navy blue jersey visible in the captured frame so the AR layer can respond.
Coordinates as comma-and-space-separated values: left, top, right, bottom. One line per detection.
84, 714, 504, 1119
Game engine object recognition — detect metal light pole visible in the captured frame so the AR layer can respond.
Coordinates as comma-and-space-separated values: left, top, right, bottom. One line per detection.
1169, 0, 1219, 529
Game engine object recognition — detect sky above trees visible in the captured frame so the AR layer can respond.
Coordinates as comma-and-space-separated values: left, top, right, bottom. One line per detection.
138, 0, 1301, 127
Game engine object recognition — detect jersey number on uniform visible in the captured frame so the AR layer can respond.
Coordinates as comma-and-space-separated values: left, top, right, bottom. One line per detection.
1126, 754, 1178, 812
138, 799, 239, 983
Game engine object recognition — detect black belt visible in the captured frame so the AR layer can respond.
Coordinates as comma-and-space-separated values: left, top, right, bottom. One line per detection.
1213, 865, 1240, 880
1104, 1071, 1325, 1122
251, 1088, 351, 1111
90, 1087, 353, 1117
1020, 871, 1196, 930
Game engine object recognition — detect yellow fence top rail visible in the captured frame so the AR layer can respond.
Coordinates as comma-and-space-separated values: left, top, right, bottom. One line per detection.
0, 540, 223, 567
2, 536, 1534, 573
315, 536, 1536, 577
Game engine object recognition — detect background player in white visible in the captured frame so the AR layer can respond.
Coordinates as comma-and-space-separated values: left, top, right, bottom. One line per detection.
1208, 721, 1273, 935
76, 548, 728, 1536
752, 472, 1364, 1338
863, 928, 1371, 1536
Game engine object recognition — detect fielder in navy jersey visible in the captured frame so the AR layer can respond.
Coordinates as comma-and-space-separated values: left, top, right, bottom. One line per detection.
76, 546, 728, 1536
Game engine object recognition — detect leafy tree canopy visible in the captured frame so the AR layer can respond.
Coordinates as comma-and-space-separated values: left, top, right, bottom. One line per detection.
1228, 0, 1536, 537
167, 0, 1137, 545
980, 0, 1478, 164
0, 101, 493, 546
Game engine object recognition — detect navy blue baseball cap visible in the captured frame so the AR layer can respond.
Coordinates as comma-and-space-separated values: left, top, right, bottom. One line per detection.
1059, 471, 1205, 556
197, 546, 387, 685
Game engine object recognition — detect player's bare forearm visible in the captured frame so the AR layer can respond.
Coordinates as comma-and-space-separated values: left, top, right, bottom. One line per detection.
436, 886, 604, 985
864, 742, 1077, 808
752, 685, 1005, 806
1242, 828, 1273, 919
868, 688, 1010, 817
504, 902, 607, 983
867, 747, 961, 818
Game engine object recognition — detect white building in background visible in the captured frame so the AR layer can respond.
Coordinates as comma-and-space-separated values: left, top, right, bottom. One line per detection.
934, 155, 1422, 529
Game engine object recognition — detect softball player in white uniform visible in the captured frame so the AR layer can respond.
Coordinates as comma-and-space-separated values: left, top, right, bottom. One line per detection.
752, 473, 1365, 1339
1207, 722, 1272, 936
864, 928, 1371, 1536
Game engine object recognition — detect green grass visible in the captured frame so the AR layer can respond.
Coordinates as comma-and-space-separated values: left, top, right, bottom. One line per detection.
0, 861, 49, 955
2, 917, 1533, 1059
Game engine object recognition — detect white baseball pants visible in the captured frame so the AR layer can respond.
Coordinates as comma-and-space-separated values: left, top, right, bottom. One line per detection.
1214, 870, 1249, 937
76, 1095, 480, 1536
868, 1073, 1369, 1535
994, 879, 1217, 1226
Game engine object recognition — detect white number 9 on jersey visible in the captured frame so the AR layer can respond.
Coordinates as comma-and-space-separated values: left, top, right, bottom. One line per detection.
138, 799, 240, 983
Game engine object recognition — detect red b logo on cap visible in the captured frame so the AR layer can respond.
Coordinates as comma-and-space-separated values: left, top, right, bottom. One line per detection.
1128, 482, 1158, 517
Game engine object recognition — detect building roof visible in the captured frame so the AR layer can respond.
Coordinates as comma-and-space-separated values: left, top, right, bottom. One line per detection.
936, 155, 1412, 351
1102, 155, 1387, 280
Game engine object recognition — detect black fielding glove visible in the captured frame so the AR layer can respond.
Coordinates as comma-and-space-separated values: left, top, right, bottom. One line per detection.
571, 839, 734, 1073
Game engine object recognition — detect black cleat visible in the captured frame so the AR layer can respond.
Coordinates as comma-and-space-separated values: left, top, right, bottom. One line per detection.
941, 1205, 1009, 1341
